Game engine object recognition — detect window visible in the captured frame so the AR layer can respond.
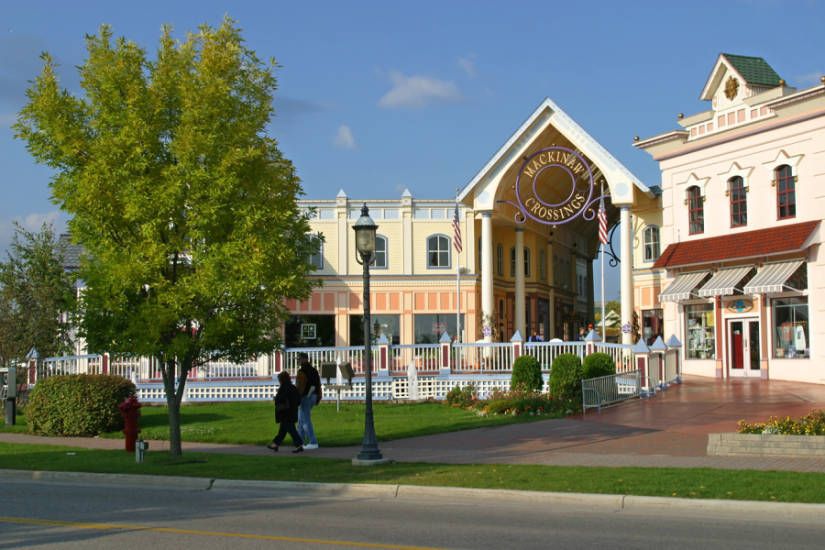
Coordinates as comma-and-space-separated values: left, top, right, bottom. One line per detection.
687, 186, 704, 235
496, 244, 504, 276
729, 176, 747, 227
643, 225, 660, 262
775, 165, 796, 219
308, 234, 323, 270
773, 297, 809, 358
524, 248, 531, 278
427, 234, 451, 268
685, 303, 715, 360
539, 249, 546, 281
510, 247, 516, 277
642, 309, 663, 346
349, 314, 400, 346
372, 235, 387, 269
414, 313, 464, 344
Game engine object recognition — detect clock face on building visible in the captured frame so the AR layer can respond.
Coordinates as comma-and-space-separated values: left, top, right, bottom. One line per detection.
725, 76, 739, 100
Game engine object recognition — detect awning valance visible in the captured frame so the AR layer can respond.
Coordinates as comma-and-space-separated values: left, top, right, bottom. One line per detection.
660, 271, 710, 303
697, 266, 753, 297
743, 260, 805, 294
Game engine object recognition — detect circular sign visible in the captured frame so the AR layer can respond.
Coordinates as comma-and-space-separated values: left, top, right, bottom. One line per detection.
514, 146, 595, 226
482, 326, 492, 336
621, 323, 632, 334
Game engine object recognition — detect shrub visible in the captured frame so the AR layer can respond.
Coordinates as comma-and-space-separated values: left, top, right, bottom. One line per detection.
27, 374, 137, 436
549, 353, 583, 408
446, 384, 477, 409
582, 352, 616, 379
511, 355, 543, 392
481, 390, 558, 417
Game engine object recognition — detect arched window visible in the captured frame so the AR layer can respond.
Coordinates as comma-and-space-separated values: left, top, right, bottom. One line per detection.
496, 244, 504, 276
729, 176, 747, 227
643, 225, 660, 262
426, 234, 451, 268
687, 186, 703, 235
372, 235, 388, 268
309, 234, 323, 270
775, 165, 796, 219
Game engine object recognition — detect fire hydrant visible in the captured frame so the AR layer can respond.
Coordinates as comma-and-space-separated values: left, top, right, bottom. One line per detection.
118, 396, 142, 452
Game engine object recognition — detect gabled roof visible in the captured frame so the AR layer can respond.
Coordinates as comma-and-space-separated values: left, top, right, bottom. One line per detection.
458, 97, 650, 204
653, 221, 819, 269
700, 53, 782, 101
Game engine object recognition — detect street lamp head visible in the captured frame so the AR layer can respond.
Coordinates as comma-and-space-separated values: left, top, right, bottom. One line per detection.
353, 203, 378, 262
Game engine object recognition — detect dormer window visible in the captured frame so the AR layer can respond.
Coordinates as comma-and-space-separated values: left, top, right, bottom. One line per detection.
687, 186, 704, 235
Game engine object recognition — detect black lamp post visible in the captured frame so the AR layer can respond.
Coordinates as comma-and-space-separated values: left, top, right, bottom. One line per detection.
353, 203, 383, 462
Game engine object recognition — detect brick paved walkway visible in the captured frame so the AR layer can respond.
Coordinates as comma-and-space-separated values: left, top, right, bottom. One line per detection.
4, 376, 825, 472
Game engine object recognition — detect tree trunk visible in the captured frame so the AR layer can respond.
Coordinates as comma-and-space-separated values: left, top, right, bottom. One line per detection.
162, 357, 183, 457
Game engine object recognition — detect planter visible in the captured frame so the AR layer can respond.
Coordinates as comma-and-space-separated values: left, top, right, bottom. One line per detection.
707, 433, 825, 458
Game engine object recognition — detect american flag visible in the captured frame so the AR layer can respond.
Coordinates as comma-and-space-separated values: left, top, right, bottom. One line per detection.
598, 197, 608, 245
452, 205, 463, 253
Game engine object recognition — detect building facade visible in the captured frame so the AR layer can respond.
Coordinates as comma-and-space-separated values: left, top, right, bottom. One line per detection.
634, 54, 825, 383
291, 99, 651, 349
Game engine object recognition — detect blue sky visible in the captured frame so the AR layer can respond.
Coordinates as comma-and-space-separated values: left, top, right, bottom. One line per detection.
1, 0, 824, 299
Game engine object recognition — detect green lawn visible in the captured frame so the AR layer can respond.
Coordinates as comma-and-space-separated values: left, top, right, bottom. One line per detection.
2, 401, 560, 446
1, 441, 824, 504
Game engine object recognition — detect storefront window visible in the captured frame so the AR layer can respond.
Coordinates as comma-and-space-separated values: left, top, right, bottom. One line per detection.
350, 314, 400, 346
642, 309, 663, 345
285, 315, 335, 347
773, 297, 809, 358
685, 303, 715, 359
414, 314, 464, 344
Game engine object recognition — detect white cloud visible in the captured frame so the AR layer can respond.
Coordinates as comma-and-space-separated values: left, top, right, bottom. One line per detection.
378, 71, 462, 109
458, 56, 476, 78
333, 124, 356, 150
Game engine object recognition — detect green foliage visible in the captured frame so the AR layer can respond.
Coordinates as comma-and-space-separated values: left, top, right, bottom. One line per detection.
0, 224, 75, 368
511, 355, 543, 392
446, 384, 477, 409
549, 353, 583, 408
15, 18, 317, 454
26, 375, 136, 436
738, 409, 825, 436
480, 389, 559, 417
582, 352, 616, 379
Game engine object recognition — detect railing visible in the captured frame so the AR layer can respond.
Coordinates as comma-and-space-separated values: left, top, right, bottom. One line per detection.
391, 344, 440, 374
664, 349, 679, 384
283, 346, 380, 376
524, 341, 585, 370
40, 355, 102, 379
453, 342, 512, 372
582, 370, 641, 413
594, 342, 635, 372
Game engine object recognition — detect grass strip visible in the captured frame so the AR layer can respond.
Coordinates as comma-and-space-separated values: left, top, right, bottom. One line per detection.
2, 442, 824, 504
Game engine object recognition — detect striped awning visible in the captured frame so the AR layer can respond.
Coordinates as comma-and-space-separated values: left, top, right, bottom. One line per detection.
660, 271, 710, 303
743, 260, 805, 294
697, 266, 753, 297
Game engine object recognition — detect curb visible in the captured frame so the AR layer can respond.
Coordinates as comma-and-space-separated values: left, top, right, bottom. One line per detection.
5, 468, 825, 521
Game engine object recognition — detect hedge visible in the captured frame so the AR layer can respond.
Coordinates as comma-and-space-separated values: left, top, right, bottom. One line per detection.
582, 352, 616, 379
26, 374, 137, 436
549, 353, 583, 408
511, 355, 543, 392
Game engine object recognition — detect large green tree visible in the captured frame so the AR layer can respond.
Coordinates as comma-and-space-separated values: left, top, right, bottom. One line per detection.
15, 18, 316, 455
0, 223, 75, 370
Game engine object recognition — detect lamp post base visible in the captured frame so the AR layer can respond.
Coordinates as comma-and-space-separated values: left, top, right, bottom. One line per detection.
352, 456, 393, 466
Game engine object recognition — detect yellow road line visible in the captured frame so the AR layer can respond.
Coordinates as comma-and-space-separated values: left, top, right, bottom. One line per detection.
0, 516, 441, 549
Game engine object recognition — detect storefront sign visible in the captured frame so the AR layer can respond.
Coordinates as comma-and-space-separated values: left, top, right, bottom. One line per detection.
726, 299, 753, 314
504, 146, 604, 226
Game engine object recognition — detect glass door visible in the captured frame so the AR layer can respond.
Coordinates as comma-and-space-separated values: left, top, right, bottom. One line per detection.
729, 318, 760, 377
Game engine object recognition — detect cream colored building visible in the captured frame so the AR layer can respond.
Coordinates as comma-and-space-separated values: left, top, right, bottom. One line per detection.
290, 99, 651, 349
634, 54, 824, 383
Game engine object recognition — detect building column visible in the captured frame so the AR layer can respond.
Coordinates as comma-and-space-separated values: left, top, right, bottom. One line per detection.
619, 205, 634, 345
546, 240, 555, 338
515, 227, 526, 338
480, 211, 494, 342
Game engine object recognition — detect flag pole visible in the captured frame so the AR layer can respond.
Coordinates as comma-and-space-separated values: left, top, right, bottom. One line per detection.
600, 182, 606, 341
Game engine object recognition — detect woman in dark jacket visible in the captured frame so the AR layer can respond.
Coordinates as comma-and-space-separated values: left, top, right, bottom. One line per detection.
267, 371, 304, 453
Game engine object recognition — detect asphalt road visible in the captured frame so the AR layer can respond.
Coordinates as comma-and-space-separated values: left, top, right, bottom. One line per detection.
2, 477, 825, 549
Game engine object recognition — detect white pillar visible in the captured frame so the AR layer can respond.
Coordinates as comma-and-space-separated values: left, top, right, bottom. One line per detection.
481, 211, 494, 342
620, 205, 634, 344
515, 227, 526, 338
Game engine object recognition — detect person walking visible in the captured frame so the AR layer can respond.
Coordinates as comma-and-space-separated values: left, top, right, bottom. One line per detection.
296, 353, 322, 450
267, 371, 303, 453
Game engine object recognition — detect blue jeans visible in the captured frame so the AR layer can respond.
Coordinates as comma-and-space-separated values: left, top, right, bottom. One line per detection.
298, 394, 318, 445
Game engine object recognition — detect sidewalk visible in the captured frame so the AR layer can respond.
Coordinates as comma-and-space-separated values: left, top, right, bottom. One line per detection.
3, 376, 825, 472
